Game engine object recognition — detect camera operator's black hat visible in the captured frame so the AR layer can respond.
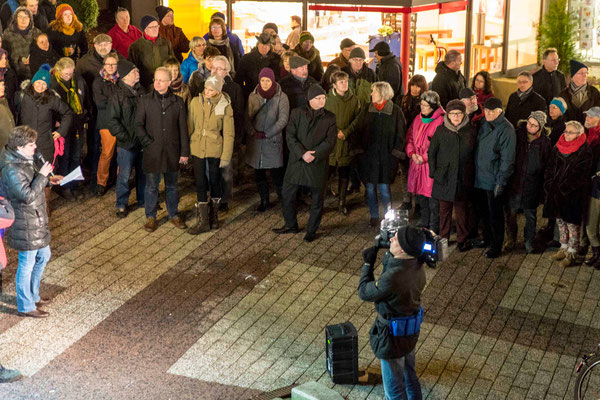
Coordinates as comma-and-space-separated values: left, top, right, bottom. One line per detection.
397, 226, 426, 258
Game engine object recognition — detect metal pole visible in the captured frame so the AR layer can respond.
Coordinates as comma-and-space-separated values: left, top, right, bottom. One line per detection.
464, 0, 473, 82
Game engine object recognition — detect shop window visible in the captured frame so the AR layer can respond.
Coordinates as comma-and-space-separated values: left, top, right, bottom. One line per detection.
231, 1, 303, 53
507, 0, 540, 70
471, 0, 504, 75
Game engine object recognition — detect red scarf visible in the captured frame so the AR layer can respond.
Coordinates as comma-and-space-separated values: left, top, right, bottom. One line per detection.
556, 133, 587, 155
374, 101, 387, 111
143, 33, 157, 44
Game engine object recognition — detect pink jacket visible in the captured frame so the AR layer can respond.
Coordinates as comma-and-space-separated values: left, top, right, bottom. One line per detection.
406, 107, 445, 197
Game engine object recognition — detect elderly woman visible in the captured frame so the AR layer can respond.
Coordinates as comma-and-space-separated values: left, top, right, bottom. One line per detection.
357, 81, 406, 227
504, 111, 552, 253
92, 51, 120, 196
47, 4, 88, 61
187, 75, 234, 234
406, 90, 445, 232
428, 99, 476, 251
245, 67, 289, 212
471, 70, 494, 106
181, 36, 206, 84
206, 17, 241, 75
400, 74, 428, 127
545, 120, 593, 267
2, 7, 42, 81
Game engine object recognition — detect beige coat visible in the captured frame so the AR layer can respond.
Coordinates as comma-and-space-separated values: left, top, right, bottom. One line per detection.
188, 92, 235, 162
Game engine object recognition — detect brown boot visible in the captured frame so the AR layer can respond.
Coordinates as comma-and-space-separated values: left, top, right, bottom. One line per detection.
210, 198, 220, 229
187, 202, 210, 235
550, 248, 567, 261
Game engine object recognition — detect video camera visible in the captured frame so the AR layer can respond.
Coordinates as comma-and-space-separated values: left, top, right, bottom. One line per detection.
374, 208, 449, 268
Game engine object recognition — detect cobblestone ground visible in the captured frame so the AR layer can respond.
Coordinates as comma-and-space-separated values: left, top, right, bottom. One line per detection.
0, 175, 597, 399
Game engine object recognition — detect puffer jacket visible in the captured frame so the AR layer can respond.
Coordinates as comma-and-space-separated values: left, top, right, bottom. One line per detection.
0, 148, 50, 251
325, 88, 361, 167
181, 51, 202, 84
244, 83, 289, 169
106, 81, 143, 149
188, 92, 235, 163
474, 112, 516, 191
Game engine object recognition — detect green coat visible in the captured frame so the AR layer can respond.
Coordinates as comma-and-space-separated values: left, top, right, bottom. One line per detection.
325, 88, 361, 167
343, 63, 376, 105
127, 36, 174, 89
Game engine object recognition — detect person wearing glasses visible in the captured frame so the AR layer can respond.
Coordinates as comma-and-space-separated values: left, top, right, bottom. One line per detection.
505, 71, 547, 130
155, 5, 189, 63
428, 99, 477, 252
559, 60, 600, 124
504, 111, 551, 254
127, 15, 174, 89
2, 7, 42, 81
206, 17, 241, 76
545, 121, 592, 267
472, 97, 516, 259
181, 36, 207, 84
533, 48, 566, 107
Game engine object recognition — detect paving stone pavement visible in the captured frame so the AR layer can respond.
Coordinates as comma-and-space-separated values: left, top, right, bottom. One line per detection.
0, 178, 597, 400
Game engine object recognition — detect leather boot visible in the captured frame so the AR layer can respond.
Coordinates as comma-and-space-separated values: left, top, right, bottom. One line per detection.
44, 187, 52, 217
586, 246, 600, 266
256, 180, 270, 212
210, 198, 220, 229
338, 178, 349, 216
187, 202, 210, 235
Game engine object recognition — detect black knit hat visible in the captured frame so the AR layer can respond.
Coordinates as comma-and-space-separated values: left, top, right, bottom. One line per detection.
397, 226, 426, 258
262, 22, 278, 34
446, 99, 466, 114
483, 97, 503, 110
570, 59, 588, 76
155, 6, 173, 22
117, 60, 136, 80
140, 15, 158, 32
307, 84, 326, 101
459, 87, 476, 99
340, 38, 356, 50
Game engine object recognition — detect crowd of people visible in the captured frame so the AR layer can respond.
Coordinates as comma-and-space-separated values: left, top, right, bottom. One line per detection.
0, 2, 599, 395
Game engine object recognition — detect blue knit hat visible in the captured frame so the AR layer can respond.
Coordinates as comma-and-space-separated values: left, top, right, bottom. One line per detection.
570, 59, 588, 76
32, 64, 51, 86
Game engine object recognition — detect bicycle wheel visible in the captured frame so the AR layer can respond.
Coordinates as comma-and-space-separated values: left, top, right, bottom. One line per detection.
574, 354, 600, 400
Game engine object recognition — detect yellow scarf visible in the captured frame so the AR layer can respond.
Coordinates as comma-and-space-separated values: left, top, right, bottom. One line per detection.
54, 72, 83, 115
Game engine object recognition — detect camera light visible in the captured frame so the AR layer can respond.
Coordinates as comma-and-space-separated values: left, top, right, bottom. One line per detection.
423, 243, 432, 251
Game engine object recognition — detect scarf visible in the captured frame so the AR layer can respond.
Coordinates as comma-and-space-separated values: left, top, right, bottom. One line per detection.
14, 22, 30, 36
374, 101, 387, 111
421, 109, 435, 123
517, 86, 533, 101
208, 36, 235, 75
143, 33, 157, 44
556, 132, 586, 155
100, 68, 119, 84
55, 72, 83, 115
170, 73, 183, 91
258, 82, 277, 100
570, 81, 589, 108
292, 74, 306, 84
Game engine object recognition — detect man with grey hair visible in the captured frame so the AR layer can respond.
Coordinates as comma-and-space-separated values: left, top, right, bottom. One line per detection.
430, 49, 466, 108
505, 70, 547, 129
108, 7, 142, 58
533, 48, 566, 106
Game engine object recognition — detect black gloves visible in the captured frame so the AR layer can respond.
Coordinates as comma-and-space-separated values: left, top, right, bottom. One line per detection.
362, 246, 378, 266
494, 184, 505, 198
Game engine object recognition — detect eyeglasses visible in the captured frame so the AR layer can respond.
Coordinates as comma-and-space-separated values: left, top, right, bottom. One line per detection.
210, 26, 222, 30
448, 111, 464, 117
564, 130, 580, 134
526, 121, 539, 128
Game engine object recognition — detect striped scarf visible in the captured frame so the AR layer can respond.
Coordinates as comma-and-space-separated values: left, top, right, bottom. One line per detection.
100, 68, 119, 84
54, 72, 83, 115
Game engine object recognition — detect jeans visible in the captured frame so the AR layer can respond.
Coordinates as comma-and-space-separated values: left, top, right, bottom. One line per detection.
16, 246, 51, 313
194, 156, 221, 202
365, 183, 391, 219
115, 147, 145, 210
506, 208, 537, 244
380, 351, 422, 400
144, 171, 179, 219
281, 183, 324, 234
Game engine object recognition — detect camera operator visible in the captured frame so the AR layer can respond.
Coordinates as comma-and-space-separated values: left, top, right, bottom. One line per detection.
358, 225, 426, 400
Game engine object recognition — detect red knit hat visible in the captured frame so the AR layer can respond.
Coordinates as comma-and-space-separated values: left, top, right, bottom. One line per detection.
55, 4, 74, 21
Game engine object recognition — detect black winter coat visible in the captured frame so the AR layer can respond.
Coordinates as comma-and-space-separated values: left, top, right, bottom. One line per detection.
279, 74, 318, 112
548, 116, 566, 147
39, 0, 56, 23
358, 253, 425, 360
92, 75, 120, 130
533, 66, 566, 106
400, 94, 420, 128
284, 105, 337, 188
47, 27, 88, 62
107, 81, 143, 149
376, 54, 404, 101
507, 122, 552, 210
3, 68, 18, 116
234, 47, 281, 99
75, 50, 110, 102
560, 85, 600, 124
505, 89, 547, 129
356, 101, 406, 185
136, 89, 190, 173
0, 148, 50, 251
50, 73, 90, 133
427, 116, 476, 202
16, 87, 73, 162
430, 61, 466, 108
222, 75, 245, 146
544, 140, 593, 224
29, 41, 59, 81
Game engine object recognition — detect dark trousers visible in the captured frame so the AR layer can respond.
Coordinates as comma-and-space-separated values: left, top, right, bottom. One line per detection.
417, 195, 439, 233
144, 171, 179, 219
255, 167, 284, 201
192, 156, 221, 202
475, 188, 505, 252
282, 182, 324, 235
439, 199, 469, 244
60, 129, 84, 189
115, 147, 145, 210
